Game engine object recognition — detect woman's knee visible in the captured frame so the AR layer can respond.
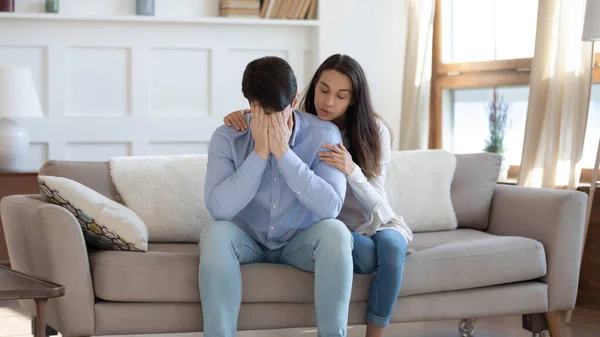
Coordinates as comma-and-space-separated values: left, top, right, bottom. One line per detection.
374, 231, 408, 267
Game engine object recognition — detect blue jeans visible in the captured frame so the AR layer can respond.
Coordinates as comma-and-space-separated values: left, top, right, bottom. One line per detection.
198, 219, 354, 337
351, 229, 408, 327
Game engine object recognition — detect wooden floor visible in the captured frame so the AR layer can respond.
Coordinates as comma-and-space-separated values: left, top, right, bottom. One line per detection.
1, 300, 599, 337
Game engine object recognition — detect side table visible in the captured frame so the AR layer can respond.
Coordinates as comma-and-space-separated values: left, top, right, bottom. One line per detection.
0, 265, 64, 337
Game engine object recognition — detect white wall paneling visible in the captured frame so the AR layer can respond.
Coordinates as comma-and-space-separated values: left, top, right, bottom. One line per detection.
0, 13, 318, 171
318, 0, 408, 150
66, 142, 132, 161
148, 47, 210, 116
26, 143, 49, 170
149, 142, 210, 156
66, 47, 132, 116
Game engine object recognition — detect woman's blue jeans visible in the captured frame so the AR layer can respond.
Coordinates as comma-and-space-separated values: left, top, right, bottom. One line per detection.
351, 229, 408, 327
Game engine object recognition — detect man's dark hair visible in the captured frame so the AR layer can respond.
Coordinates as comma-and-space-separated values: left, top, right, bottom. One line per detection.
242, 56, 297, 113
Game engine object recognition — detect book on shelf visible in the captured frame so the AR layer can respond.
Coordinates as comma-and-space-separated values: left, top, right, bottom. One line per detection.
221, 0, 261, 10
220, 9, 260, 18
220, 0, 261, 17
260, 0, 317, 20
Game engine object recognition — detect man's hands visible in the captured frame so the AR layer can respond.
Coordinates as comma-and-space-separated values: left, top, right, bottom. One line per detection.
250, 104, 293, 161
269, 111, 294, 161
250, 104, 270, 160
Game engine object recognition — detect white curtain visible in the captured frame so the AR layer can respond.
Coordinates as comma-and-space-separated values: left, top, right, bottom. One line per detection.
399, 0, 436, 150
518, 0, 594, 189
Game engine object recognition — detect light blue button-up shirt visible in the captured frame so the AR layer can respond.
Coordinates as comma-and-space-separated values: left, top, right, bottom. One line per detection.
204, 110, 347, 250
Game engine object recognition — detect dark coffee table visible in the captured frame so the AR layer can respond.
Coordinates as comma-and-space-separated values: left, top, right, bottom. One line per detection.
0, 265, 65, 337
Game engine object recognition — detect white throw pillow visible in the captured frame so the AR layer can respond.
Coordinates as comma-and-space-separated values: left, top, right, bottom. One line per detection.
385, 150, 458, 232
38, 175, 149, 252
109, 155, 211, 243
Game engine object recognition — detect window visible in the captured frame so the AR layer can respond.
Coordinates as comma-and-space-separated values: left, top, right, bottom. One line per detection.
432, 0, 600, 183
441, 0, 538, 63
443, 86, 528, 166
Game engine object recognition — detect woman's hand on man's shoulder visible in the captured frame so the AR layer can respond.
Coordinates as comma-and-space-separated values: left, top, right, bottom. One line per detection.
223, 109, 251, 131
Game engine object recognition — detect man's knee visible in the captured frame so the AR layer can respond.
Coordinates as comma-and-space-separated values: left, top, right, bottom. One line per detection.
199, 221, 242, 257
200, 221, 235, 242
315, 219, 353, 250
199, 221, 241, 272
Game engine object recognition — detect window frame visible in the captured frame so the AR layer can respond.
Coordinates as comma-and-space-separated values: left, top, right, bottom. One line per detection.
429, 0, 599, 184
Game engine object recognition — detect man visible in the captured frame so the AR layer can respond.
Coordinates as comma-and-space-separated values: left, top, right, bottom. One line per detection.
200, 56, 353, 337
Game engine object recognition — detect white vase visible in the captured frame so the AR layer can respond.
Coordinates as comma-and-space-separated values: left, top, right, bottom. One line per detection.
0, 118, 29, 172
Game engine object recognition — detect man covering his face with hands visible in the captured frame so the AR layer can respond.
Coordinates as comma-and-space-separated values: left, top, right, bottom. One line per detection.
248, 101, 295, 162
199, 56, 354, 337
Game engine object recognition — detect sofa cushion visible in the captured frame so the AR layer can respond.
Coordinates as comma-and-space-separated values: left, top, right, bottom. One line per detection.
452, 153, 502, 230
395, 229, 546, 297
89, 229, 546, 303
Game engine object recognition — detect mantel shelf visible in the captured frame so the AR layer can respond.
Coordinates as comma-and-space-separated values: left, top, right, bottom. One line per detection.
0, 12, 319, 27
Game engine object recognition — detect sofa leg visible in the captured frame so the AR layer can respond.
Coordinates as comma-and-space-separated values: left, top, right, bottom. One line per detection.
458, 318, 477, 337
545, 312, 562, 337
31, 316, 58, 337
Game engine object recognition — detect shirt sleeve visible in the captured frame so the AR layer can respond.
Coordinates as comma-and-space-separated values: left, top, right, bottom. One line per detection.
276, 129, 347, 220
346, 121, 392, 215
204, 131, 267, 221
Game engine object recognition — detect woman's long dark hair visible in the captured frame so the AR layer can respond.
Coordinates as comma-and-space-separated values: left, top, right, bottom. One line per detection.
300, 54, 389, 180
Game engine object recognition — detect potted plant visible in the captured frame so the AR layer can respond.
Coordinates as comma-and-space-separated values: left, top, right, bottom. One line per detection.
484, 88, 511, 180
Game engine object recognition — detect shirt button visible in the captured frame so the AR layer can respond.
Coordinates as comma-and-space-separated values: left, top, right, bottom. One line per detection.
273, 178, 277, 182
272, 204, 276, 209
280, 170, 283, 174
270, 226, 275, 230
297, 191, 301, 195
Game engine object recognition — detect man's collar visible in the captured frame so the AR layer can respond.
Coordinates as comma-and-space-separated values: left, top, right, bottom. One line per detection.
289, 110, 299, 147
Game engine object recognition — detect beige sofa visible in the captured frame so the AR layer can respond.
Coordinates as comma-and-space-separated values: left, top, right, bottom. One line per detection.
0, 152, 588, 337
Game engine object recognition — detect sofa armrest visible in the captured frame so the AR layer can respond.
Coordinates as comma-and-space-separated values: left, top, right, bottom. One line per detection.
486, 184, 587, 312
1, 195, 94, 337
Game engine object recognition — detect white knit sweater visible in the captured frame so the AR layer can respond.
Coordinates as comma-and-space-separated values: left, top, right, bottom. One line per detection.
336, 118, 413, 242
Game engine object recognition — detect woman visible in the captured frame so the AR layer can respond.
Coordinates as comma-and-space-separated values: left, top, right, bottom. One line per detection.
224, 54, 413, 337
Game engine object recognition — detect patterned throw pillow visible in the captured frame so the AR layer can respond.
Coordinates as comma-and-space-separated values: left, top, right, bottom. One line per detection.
38, 175, 148, 252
